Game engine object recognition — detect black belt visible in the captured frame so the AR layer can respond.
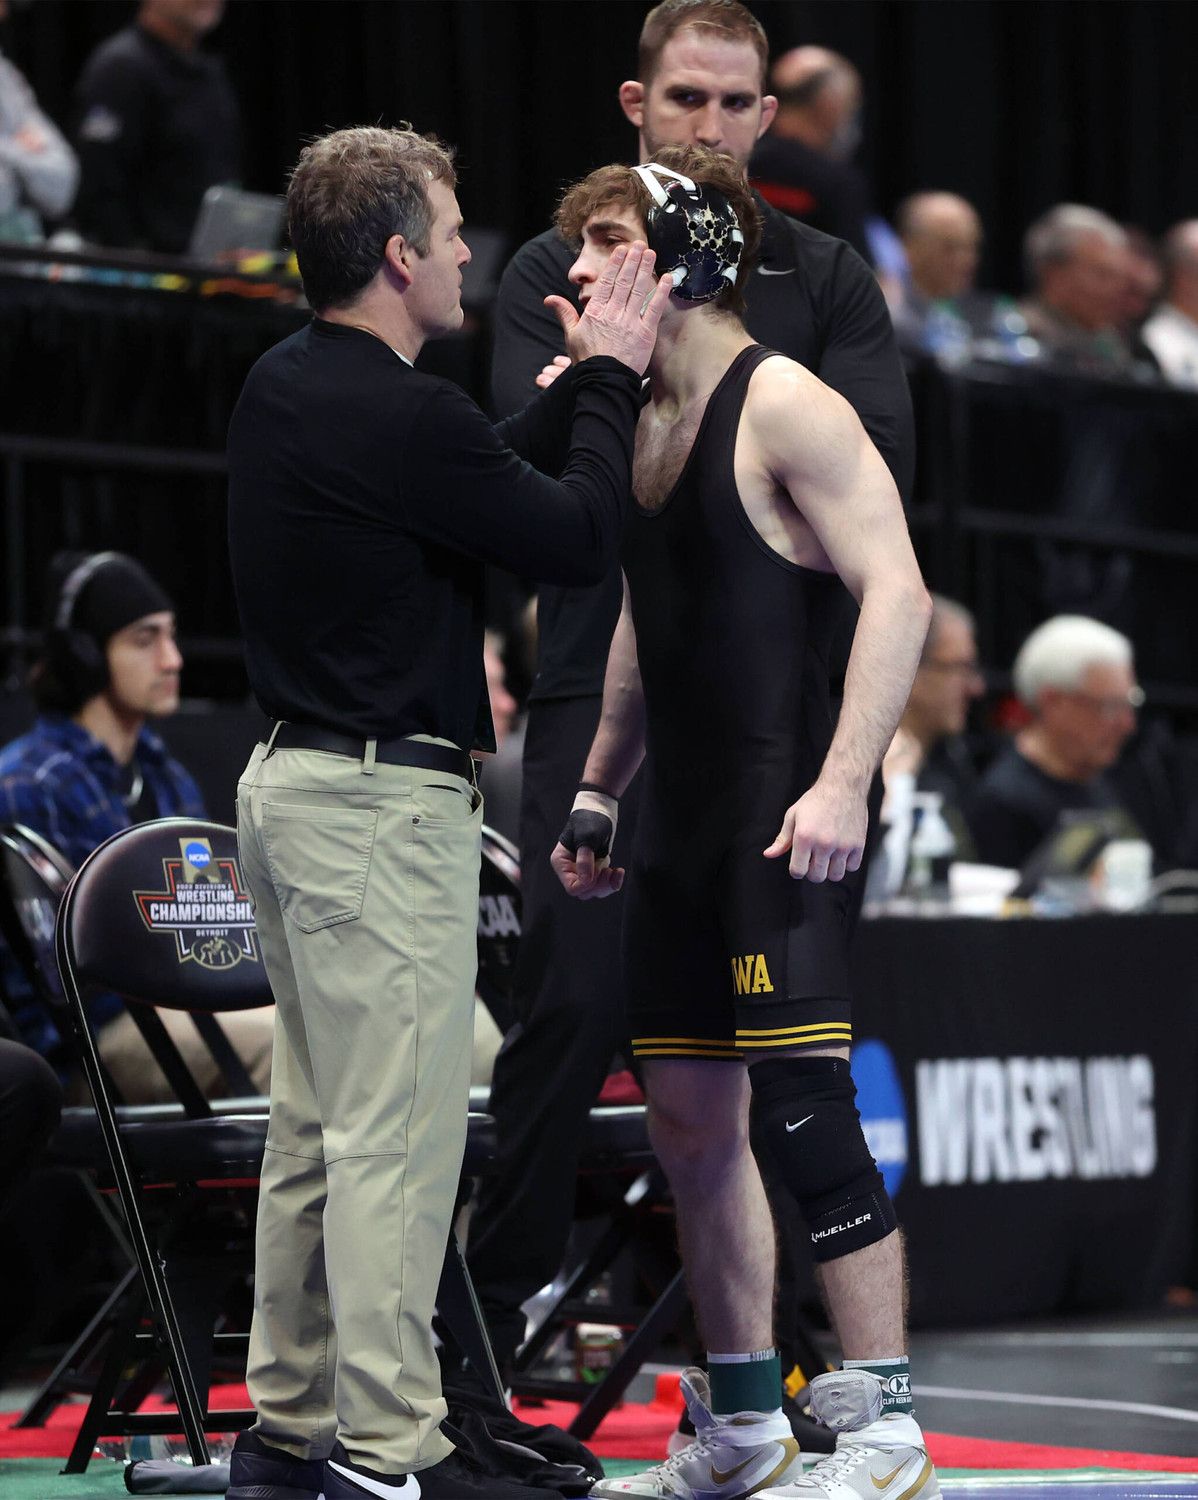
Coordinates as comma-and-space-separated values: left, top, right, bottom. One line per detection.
266, 723, 474, 780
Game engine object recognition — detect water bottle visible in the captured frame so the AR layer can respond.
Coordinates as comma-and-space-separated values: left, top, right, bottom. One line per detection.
984, 299, 1040, 364
923, 302, 973, 367
906, 792, 956, 896
123, 1431, 237, 1464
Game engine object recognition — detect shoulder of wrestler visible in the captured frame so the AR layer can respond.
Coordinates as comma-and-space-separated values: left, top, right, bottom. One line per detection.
743, 353, 862, 472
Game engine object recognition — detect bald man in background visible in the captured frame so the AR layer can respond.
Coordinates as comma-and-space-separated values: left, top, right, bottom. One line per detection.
749, 45, 873, 264
892, 191, 994, 357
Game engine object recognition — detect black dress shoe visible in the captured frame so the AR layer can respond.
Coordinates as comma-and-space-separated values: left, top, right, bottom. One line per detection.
323, 1438, 548, 1498
227, 1429, 327, 1499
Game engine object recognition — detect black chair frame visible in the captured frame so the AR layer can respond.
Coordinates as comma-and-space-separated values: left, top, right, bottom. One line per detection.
42, 816, 502, 1472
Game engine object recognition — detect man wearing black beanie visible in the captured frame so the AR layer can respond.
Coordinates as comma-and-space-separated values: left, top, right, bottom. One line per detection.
0, 550, 273, 1099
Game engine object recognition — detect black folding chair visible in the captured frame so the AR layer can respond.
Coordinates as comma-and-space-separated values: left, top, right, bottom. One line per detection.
48, 816, 502, 1471
0, 823, 75, 1060
476, 824, 521, 1035
0, 820, 255, 1099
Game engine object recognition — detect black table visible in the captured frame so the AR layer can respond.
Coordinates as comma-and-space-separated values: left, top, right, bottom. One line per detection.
851, 912, 1198, 1326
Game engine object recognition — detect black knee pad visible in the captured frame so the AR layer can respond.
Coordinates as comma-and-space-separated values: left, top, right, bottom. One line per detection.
749, 1055, 898, 1262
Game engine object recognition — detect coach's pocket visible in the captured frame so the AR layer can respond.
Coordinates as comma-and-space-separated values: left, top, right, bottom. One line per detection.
411, 778, 480, 826
261, 802, 378, 933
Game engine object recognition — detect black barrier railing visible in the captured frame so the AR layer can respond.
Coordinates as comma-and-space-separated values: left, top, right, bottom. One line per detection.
1, 433, 226, 602
3, 276, 1198, 718
0, 432, 236, 692
0, 238, 299, 292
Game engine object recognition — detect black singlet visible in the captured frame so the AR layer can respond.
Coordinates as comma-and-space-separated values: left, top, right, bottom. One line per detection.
623, 343, 842, 841
619, 344, 877, 1060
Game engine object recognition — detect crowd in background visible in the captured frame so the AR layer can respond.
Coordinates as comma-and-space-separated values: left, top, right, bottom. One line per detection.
0, 0, 1196, 389
0, 0, 1195, 891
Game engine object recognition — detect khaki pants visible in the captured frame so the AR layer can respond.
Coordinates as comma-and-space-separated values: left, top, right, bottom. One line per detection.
236, 740, 482, 1474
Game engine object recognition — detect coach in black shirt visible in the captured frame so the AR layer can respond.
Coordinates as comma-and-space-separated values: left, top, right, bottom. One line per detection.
463, 0, 915, 1395
225, 126, 668, 1500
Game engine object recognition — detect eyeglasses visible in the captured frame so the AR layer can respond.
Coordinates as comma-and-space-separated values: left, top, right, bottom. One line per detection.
1067, 686, 1145, 718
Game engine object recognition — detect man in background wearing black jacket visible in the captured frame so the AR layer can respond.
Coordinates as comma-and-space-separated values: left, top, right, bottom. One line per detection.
73, 0, 238, 253
466, 0, 914, 1408
226, 125, 669, 1500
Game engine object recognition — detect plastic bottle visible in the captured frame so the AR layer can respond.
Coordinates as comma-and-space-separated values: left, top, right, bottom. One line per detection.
119, 1432, 237, 1464
986, 298, 1041, 364
923, 302, 973, 367
573, 1273, 624, 1397
906, 792, 956, 896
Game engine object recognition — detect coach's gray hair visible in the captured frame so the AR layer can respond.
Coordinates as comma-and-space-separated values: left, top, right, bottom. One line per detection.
1012, 615, 1133, 708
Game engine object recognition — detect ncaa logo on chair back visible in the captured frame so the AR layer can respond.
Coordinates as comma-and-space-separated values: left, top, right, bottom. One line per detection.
731, 952, 774, 995
477, 893, 519, 938
134, 839, 259, 970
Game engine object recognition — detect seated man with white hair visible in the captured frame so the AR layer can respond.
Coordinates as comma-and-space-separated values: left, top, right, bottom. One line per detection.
971, 615, 1145, 870
1019, 205, 1138, 375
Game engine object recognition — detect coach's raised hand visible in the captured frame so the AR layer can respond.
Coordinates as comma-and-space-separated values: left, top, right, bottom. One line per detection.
545, 240, 672, 377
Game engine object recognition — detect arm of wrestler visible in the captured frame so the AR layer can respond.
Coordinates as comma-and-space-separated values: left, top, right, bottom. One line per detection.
551, 574, 647, 901
754, 366, 933, 882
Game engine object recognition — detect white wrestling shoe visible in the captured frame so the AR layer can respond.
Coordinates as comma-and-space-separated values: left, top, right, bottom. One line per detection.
757, 1369, 939, 1500
590, 1368, 802, 1498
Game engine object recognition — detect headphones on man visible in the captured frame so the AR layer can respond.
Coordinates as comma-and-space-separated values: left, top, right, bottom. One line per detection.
44, 551, 122, 702
632, 162, 745, 304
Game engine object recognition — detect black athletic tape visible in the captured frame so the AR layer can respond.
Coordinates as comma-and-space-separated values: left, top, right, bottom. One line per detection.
558, 809, 614, 859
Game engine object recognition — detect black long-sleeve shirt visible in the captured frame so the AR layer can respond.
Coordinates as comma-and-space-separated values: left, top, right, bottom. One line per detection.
748, 135, 874, 267
228, 320, 640, 750
73, 24, 239, 253
491, 196, 914, 701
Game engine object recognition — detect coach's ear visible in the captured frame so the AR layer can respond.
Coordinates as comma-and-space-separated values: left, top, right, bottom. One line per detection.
383, 233, 415, 292
619, 79, 645, 131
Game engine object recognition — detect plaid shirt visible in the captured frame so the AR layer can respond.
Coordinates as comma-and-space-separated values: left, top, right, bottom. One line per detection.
0, 715, 205, 1058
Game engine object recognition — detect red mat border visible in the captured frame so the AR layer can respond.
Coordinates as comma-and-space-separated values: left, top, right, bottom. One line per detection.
3, 1386, 1195, 1473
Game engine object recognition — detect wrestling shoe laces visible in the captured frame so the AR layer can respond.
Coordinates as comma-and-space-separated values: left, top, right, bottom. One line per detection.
590, 1368, 802, 1498
757, 1370, 939, 1500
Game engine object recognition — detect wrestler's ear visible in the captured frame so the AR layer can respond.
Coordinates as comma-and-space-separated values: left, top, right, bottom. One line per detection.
619, 80, 645, 131
383, 233, 415, 291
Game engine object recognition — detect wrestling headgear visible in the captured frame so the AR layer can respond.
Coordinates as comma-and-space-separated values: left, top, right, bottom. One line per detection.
633, 162, 745, 304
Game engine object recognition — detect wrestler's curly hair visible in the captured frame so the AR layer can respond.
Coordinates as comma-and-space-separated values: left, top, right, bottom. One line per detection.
554, 144, 762, 317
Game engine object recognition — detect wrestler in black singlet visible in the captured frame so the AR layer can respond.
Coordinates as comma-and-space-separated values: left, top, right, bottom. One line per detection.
621, 344, 880, 1062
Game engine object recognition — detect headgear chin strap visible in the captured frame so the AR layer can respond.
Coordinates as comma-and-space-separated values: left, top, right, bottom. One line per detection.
633, 162, 744, 304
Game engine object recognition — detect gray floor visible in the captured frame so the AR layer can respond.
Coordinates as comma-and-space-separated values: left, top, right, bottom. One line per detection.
910, 1311, 1198, 1459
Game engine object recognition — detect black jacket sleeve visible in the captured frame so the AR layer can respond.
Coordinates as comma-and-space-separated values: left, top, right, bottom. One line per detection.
490, 231, 577, 420
493, 357, 580, 479
401, 358, 640, 586
815, 239, 915, 502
